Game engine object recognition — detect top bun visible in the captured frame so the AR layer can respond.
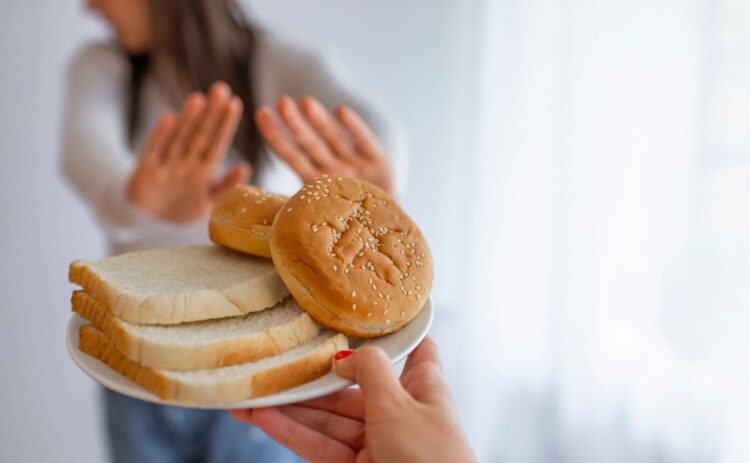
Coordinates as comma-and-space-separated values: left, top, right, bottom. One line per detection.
209, 185, 288, 258
270, 176, 433, 338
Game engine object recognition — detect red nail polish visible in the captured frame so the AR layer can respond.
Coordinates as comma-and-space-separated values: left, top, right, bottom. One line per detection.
334, 349, 353, 360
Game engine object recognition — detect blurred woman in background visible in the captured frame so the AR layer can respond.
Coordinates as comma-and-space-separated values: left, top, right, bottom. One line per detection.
61, 0, 404, 461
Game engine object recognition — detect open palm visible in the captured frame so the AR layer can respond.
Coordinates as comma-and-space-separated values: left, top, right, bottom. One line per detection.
128, 82, 249, 223
256, 96, 394, 194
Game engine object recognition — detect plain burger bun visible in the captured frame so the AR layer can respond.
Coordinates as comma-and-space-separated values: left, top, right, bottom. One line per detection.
270, 176, 433, 338
210, 185, 288, 258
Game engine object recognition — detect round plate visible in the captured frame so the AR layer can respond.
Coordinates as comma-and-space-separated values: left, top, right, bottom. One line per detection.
67, 299, 433, 409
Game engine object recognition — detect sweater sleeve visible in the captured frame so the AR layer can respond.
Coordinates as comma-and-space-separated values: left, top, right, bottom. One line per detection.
59, 43, 181, 242
255, 35, 409, 196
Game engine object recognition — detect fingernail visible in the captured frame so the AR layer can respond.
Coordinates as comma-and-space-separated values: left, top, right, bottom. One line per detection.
334, 349, 353, 360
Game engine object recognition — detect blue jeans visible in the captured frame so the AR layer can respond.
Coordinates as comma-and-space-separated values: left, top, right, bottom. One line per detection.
103, 388, 302, 463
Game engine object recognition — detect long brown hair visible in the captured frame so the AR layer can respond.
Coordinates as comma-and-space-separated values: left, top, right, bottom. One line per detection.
127, 0, 263, 174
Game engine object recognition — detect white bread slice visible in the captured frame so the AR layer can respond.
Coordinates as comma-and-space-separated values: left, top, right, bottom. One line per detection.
69, 245, 289, 324
72, 291, 320, 370
79, 324, 348, 406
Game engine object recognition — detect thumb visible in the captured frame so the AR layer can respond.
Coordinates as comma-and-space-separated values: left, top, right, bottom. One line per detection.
210, 163, 251, 198
334, 346, 405, 403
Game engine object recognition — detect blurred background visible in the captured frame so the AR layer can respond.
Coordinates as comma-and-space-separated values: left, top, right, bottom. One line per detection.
1, 0, 748, 462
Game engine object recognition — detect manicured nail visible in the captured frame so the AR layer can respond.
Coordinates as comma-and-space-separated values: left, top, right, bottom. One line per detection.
334, 349, 353, 360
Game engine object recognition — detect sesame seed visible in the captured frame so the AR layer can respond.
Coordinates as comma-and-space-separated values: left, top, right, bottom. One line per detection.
240, 207, 247, 212
366, 312, 372, 318
352, 290, 356, 298
333, 264, 338, 271
401, 311, 406, 318
373, 301, 378, 306
287, 208, 292, 212
352, 303, 357, 310
386, 319, 391, 324
384, 309, 390, 314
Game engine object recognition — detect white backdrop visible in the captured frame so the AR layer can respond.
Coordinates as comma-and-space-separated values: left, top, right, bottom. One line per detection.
467, 0, 750, 461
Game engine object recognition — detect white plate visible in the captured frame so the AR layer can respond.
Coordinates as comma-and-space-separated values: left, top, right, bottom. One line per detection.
67, 299, 433, 409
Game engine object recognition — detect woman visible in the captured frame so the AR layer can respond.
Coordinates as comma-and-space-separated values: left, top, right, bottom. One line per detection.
61, 0, 403, 461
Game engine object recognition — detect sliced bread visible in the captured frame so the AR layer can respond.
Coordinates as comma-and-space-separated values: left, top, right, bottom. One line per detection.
69, 245, 289, 325
79, 324, 348, 406
72, 291, 320, 370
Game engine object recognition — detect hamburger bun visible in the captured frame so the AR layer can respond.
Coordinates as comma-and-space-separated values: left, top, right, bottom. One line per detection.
270, 176, 433, 338
209, 185, 288, 258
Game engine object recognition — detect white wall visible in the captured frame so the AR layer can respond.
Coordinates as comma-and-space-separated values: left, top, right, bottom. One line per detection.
0, 1, 477, 461
0, 2, 108, 462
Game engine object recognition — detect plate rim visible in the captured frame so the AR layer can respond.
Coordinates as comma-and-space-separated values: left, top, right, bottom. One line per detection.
67, 299, 434, 409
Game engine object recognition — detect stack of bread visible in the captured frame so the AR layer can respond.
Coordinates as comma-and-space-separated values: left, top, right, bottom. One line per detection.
71, 178, 432, 406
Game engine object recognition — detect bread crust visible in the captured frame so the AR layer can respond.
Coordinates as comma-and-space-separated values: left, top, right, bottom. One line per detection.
72, 291, 320, 370
79, 324, 348, 406
68, 245, 289, 325
209, 185, 288, 258
270, 176, 433, 337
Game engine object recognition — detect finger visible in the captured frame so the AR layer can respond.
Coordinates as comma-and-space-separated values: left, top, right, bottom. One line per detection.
355, 448, 374, 463
334, 346, 406, 405
256, 106, 319, 181
277, 95, 337, 168
228, 408, 253, 425
336, 106, 385, 161
203, 96, 243, 166
209, 163, 251, 198
252, 408, 357, 463
278, 405, 364, 449
165, 92, 207, 163
298, 387, 365, 420
185, 81, 231, 161
399, 338, 451, 405
300, 97, 357, 161
403, 336, 443, 375
140, 113, 177, 167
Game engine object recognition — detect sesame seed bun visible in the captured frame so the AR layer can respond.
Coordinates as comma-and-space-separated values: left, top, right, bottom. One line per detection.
209, 185, 288, 258
270, 176, 433, 338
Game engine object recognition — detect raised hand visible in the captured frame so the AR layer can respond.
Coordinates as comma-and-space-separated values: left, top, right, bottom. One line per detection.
127, 82, 249, 223
230, 338, 476, 463
256, 96, 394, 194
